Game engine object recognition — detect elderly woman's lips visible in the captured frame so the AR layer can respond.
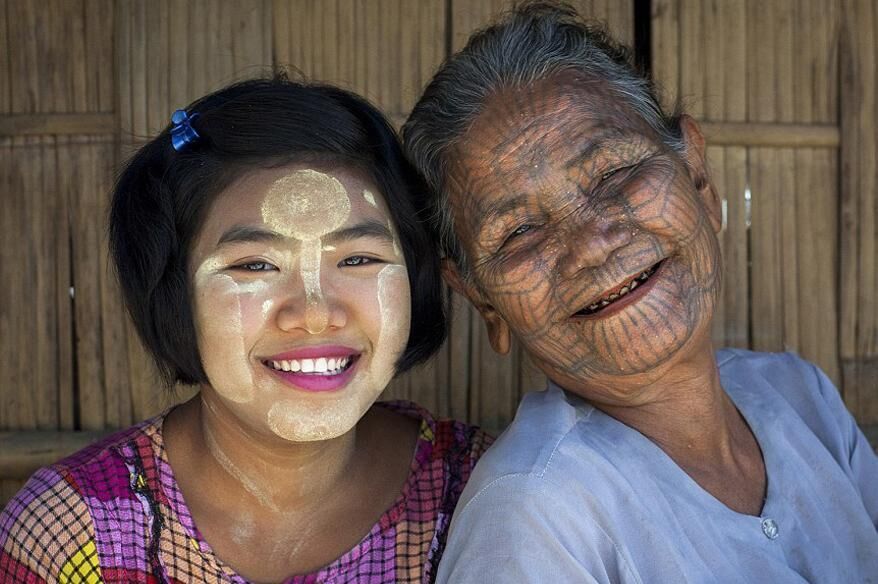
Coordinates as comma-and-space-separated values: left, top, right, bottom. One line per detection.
573, 259, 665, 317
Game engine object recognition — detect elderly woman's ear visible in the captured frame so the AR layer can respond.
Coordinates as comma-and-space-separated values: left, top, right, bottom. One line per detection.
680, 114, 723, 234
441, 258, 512, 355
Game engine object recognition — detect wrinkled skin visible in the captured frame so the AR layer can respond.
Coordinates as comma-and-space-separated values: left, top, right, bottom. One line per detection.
444, 72, 723, 407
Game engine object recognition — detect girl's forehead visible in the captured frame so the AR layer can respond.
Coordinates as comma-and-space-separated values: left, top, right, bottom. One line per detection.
205, 164, 391, 235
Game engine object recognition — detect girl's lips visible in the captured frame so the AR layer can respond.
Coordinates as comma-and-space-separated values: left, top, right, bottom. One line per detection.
267, 344, 358, 361
264, 355, 360, 393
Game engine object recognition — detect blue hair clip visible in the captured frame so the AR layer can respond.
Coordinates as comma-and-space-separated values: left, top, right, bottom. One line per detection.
170, 109, 200, 151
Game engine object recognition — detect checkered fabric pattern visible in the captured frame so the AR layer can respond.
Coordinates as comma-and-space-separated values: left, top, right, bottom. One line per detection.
0, 402, 492, 583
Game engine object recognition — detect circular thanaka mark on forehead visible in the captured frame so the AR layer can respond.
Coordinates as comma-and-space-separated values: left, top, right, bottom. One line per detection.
261, 169, 351, 239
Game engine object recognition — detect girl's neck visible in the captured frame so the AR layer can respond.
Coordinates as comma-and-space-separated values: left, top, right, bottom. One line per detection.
194, 391, 360, 514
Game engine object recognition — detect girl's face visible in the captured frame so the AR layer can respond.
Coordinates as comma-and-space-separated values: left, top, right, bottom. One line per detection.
189, 163, 411, 442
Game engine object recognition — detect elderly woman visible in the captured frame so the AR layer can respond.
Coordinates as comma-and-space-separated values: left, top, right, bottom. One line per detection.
403, 3, 878, 582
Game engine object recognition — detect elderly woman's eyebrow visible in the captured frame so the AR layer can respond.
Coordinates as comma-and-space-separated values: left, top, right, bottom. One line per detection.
216, 225, 285, 247
323, 219, 395, 245
563, 131, 644, 170
479, 192, 530, 226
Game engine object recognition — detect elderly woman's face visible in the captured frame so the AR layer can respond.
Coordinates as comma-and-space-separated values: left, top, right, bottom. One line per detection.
188, 163, 411, 442
446, 76, 722, 398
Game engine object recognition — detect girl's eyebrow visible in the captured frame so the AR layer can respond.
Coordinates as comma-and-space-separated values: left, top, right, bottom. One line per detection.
323, 219, 394, 245
216, 225, 285, 248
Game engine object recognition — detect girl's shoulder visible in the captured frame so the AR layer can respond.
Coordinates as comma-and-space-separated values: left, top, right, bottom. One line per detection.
377, 400, 494, 472
0, 415, 167, 581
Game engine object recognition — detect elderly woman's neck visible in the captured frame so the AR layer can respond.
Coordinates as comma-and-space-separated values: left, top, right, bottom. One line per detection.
591, 343, 750, 462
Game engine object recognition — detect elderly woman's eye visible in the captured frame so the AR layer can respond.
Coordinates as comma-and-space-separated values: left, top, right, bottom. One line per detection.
601, 167, 622, 181
501, 224, 533, 248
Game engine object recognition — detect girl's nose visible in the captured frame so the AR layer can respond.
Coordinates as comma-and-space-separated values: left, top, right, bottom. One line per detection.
276, 263, 346, 335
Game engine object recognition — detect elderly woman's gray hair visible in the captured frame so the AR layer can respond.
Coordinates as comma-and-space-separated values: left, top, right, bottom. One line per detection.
402, 1, 684, 276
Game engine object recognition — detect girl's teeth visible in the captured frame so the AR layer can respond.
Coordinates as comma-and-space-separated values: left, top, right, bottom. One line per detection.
270, 357, 352, 375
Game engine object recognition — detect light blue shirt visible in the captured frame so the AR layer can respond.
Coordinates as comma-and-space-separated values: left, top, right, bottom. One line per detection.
437, 350, 878, 583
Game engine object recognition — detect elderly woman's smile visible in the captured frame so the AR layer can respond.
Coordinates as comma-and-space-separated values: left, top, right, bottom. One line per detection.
571, 258, 665, 317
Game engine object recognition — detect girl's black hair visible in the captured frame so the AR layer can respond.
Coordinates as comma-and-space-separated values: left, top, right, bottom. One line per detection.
109, 73, 446, 388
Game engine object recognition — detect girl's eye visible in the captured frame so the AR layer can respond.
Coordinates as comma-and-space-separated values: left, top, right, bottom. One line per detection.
340, 256, 376, 267
235, 262, 275, 272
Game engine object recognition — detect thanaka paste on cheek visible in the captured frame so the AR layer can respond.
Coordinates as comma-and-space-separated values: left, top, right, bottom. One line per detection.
267, 263, 411, 441
194, 257, 257, 403
261, 170, 352, 334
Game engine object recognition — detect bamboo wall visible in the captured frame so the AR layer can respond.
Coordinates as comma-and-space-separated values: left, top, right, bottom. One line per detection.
1, 0, 875, 505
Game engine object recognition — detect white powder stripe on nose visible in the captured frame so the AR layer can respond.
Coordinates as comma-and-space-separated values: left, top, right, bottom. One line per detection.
299, 238, 329, 334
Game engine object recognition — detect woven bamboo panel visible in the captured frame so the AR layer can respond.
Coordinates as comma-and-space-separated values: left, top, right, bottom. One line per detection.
0, 0, 116, 498
652, 0, 842, 391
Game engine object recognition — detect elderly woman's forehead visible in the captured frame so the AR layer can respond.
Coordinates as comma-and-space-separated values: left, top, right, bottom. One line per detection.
451, 77, 648, 172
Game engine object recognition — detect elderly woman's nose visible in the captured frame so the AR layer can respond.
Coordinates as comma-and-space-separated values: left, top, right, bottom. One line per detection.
559, 221, 632, 278
275, 275, 347, 335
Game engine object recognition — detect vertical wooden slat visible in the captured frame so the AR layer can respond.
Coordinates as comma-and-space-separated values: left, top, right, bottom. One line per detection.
651, 0, 679, 112
703, 0, 724, 343
84, 0, 115, 112
0, 0, 10, 114
813, 0, 841, 384
168, 0, 189, 113
746, 0, 783, 352
7, 1, 39, 113
68, 0, 89, 112
64, 138, 105, 430
35, 139, 61, 429
445, 297, 472, 422
678, 0, 703, 119
774, 0, 799, 354
840, 0, 878, 422
720, 0, 748, 349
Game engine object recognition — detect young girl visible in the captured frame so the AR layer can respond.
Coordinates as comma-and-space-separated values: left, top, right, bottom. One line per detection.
0, 76, 491, 583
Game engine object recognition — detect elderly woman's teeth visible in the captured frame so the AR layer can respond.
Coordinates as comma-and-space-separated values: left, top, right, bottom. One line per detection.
270, 357, 350, 375
581, 264, 658, 315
